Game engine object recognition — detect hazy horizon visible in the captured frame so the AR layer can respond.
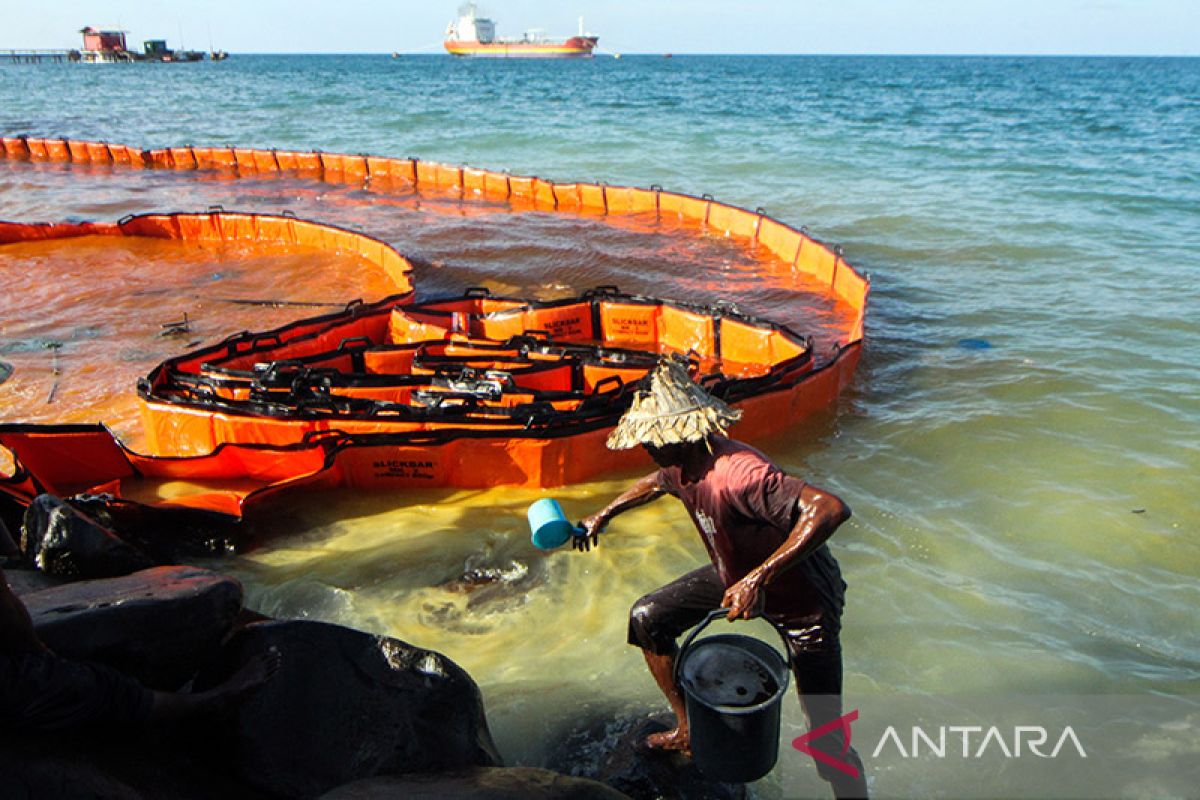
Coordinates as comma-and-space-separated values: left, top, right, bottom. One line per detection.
2, 1, 1196, 57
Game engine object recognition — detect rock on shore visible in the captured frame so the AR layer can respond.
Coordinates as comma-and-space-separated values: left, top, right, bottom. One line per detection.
0, 730, 272, 800
22, 565, 243, 690
193, 619, 502, 798
19, 493, 237, 581
545, 712, 748, 800
319, 767, 631, 799
21, 494, 155, 579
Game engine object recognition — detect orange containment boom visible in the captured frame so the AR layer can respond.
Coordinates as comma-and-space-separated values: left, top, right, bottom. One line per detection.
0, 210, 415, 297
0, 135, 866, 346
0, 423, 337, 520
0, 136, 869, 508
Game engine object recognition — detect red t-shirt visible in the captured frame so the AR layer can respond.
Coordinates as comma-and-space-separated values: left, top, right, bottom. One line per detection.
656, 437, 846, 627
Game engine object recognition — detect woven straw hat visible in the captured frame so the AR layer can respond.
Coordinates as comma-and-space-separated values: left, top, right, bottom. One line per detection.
606, 359, 742, 450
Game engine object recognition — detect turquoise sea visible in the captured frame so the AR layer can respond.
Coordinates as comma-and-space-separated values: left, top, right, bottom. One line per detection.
2, 55, 1198, 797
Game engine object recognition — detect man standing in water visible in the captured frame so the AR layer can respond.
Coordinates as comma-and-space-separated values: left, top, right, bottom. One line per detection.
577, 359, 867, 798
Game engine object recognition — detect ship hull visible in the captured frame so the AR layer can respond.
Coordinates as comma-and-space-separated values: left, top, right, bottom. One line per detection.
445, 36, 598, 58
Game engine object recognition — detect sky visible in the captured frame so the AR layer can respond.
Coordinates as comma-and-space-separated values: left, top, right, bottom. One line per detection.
1, 0, 1197, 56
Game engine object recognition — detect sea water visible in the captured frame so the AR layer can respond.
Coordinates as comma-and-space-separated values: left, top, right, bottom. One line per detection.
1, 55, 1198, 797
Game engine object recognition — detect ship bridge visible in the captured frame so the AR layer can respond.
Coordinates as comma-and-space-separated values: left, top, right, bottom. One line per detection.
447, 3, 496, 44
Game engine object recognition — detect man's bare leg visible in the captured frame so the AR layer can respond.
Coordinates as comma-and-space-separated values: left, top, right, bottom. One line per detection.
642, 648, 691, 754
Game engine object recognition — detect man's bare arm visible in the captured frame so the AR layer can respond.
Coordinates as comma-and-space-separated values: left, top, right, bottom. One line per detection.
721, 483, 851, 619
575, 472, 667, 550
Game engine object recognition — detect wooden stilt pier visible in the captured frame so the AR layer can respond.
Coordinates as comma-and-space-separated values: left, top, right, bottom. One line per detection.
0, 50, 77, 64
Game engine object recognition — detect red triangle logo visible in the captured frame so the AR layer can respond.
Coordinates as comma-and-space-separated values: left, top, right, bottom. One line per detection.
791, 708, 860, 778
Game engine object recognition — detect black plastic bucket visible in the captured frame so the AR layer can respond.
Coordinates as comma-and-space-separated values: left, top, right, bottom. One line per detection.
676, 609, 791, 783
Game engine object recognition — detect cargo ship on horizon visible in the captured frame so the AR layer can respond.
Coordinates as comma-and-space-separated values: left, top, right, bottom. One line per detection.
444, 3, 598, 59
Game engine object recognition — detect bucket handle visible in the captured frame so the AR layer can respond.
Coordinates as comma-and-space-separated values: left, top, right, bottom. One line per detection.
674, 608, 793, 686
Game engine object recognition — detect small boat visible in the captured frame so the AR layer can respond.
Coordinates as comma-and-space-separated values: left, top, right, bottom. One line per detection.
142, 40, 204, 62
444, 3, 598, 58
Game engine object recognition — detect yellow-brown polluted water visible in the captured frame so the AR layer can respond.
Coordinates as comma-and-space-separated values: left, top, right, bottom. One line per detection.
222, 480, 721, 765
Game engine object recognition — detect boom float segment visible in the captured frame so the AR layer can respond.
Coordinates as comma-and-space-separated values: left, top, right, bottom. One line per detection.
0, 136, 866, 347
0, 211, 415, 297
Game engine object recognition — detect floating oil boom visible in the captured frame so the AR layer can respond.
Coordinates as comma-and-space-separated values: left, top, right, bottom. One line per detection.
0, 136, 867, 520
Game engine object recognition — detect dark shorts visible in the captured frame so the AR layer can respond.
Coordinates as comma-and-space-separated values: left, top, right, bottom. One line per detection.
0, 650, 154, 732
628, 565, 866, 791
627, 564, 840, 661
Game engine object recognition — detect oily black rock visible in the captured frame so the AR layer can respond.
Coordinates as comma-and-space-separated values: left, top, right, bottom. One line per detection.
68, 493, 239, 562
0, 736, 143, 800
1, 563, 62, 596
0, 727, 270, 800
22, 565, 244, 690
318, 767, 632, 800
544, 713, 747, 800
193, 619, 501, 799
21, 494, 154, 580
